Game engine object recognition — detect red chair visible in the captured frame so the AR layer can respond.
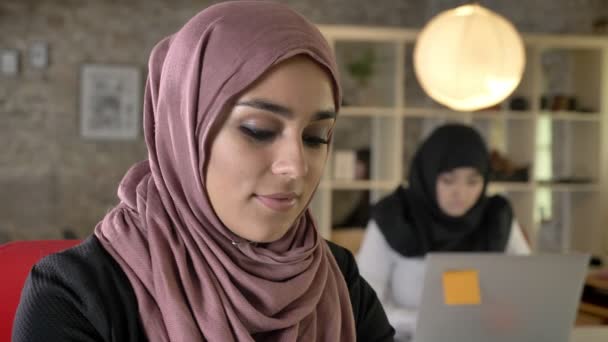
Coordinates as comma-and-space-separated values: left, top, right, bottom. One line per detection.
0, 240, 80, 341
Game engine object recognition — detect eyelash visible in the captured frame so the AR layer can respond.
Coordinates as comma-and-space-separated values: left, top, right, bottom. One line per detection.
239, 126, 329, 147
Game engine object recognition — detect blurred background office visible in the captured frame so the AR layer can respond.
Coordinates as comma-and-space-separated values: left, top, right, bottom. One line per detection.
2, 0, 608, 335
1, 0, 608, 253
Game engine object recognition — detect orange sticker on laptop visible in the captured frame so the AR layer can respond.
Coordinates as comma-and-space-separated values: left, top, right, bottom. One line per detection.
442, 270, 481, 305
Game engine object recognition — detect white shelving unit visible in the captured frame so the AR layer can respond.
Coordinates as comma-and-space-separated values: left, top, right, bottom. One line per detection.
313, 25, 608, 255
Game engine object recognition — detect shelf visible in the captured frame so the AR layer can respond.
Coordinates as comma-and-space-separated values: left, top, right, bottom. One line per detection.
316, 25, 608, 255
403, 107, 536, 120
403, 107, 460, 118
340, 106, 396, 117
320, 26, 608, 48
537, 182, 600, 192
488, 182, 535, 192
488, 181, 600, 192
399, 181, 599, 192
321, 180, 397, 190
400, 181, 534, 192
319, 25, 416, 42
473, 110, 536, 120
403, 108, 601, 121
538, 111, 601, 122
524, 33, 608, 48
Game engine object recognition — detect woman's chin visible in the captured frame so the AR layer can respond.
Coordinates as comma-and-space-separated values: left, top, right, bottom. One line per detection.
233, 224, 292, 244
444, 208, 469, 217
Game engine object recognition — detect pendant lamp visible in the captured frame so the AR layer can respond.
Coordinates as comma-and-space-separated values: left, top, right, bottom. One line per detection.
413, 3, 525, 111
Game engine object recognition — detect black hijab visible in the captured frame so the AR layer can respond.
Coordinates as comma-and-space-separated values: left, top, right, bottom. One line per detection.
372, 124, 512, 257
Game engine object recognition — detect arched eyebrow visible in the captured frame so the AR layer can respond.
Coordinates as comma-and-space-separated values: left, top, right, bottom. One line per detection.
235, 99, 336, 121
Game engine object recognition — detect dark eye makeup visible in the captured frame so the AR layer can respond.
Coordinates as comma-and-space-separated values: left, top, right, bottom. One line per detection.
239, 124, 330, 147
239, 125, 276, 142
302, 134, 329, 147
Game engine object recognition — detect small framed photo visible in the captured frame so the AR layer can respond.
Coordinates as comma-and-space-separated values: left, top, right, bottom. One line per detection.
0, 49, 20, 76
80, 64, 141, 139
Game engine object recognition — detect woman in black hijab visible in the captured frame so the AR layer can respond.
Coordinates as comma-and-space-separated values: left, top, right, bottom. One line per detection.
357, 123, 530, 341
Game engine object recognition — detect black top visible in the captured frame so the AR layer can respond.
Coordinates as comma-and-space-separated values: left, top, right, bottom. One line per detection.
372, 124, 512, 257
372, 186, 513, 257
13, 236, 394, 341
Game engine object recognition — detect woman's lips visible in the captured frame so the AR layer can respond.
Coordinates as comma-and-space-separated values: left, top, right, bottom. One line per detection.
255, 193, 299, 212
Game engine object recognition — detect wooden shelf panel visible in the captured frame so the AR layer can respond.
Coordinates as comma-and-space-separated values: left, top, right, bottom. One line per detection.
539, 111, 601, 122
340, 106, 396, 117
321, 180, 398, 191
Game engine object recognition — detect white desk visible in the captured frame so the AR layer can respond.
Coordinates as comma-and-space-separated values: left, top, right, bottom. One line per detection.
571, 327, 608, 342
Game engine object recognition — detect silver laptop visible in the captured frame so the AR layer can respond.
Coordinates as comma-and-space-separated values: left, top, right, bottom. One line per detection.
414, 253, 590, 342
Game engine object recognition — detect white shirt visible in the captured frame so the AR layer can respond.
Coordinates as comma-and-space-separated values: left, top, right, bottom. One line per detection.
356, 219, 531, 341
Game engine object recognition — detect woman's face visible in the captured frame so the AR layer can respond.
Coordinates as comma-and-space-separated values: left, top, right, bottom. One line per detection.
435, 167, 484, 217
206, 56, 335, 243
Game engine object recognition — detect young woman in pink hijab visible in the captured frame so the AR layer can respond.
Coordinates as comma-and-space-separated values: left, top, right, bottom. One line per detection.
13, 2, 394, 341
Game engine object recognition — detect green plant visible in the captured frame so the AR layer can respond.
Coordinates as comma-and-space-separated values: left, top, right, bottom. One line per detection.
346, 48, 375, 87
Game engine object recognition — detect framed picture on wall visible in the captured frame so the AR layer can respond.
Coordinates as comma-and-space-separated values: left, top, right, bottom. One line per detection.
80, 64, 141, 139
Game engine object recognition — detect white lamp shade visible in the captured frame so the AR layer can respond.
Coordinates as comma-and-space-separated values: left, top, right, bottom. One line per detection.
414, 4, 526, 111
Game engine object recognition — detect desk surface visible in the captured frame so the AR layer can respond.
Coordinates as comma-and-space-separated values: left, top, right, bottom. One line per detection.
586, 269, 608, 290
571, 327, 608, 342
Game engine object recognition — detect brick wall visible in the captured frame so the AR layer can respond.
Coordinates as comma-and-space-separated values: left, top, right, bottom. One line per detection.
0, 0, 606, 241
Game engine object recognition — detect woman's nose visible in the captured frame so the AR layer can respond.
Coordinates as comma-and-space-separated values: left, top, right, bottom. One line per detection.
271, 139, 308, 179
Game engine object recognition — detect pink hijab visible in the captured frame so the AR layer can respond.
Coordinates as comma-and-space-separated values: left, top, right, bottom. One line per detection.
94, 1, 355, 341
